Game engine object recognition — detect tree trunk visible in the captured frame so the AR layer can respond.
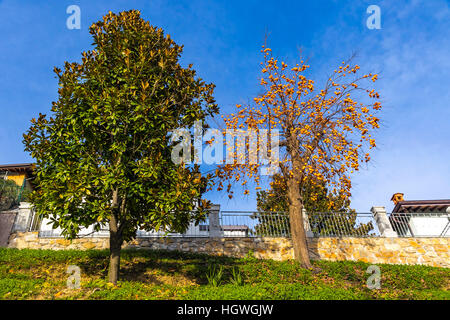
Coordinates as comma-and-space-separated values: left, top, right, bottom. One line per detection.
108, 228, 122, 284
287, 178, 312, 268
108, 190, 123, 284
108, 236, 121, 284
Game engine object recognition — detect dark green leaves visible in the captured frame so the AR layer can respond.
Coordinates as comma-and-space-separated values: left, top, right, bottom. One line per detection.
23, 10, 217, 241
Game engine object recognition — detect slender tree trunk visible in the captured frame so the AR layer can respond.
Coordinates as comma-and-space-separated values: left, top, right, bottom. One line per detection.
108, 190, 123, 284
108, 228, 122, 284
284, 127, 312, 269
108, 237, 120, 284
287, 178, 312, 268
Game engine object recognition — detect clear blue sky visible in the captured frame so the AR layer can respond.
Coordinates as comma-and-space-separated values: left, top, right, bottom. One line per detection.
0, 0, 449, 212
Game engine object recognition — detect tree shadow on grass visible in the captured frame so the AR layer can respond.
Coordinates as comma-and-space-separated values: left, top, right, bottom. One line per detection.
76, 249, 241, 285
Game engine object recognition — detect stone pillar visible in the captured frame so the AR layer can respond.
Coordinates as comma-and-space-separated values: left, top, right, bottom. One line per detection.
12, 202, 33, 232
209, 204, 223, 238
371, 206, 398, 237
302, 208, 314, 237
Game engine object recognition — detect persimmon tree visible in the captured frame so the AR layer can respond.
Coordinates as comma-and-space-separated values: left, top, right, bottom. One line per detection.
218, 45, 382, 268
23, 10, 217, 284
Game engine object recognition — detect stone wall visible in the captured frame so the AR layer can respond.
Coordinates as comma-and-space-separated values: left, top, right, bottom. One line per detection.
7, 232, 450, 268
308, 237, 449, 268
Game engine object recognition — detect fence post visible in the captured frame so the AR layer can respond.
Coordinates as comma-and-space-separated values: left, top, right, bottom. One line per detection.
209, 204, 223, 238
302, 208, 314, 237
12, 202, 33, 232
371, 206, 398, 237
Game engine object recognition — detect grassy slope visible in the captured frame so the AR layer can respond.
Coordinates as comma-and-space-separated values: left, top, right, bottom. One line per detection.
0, 248, 448, 300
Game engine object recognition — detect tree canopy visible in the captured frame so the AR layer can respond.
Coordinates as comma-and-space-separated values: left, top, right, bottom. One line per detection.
217, 44, 382, 267
23, 10, 218, 283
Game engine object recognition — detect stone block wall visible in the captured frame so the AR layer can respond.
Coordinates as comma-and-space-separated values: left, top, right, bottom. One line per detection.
308, 237, 449, 268
7, 232, 449, 268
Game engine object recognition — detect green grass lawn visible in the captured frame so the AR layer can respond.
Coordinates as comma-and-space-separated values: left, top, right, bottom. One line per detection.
0, 248, 448, 300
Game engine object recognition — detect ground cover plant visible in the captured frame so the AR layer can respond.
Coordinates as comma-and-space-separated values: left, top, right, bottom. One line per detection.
0, 248, 448, 300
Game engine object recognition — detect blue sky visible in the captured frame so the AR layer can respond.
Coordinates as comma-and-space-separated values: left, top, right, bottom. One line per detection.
0, 0, 449, 212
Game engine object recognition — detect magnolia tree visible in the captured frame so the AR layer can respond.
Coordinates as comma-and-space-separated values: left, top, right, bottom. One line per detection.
23, 11, 217, 284
217, 45, 382, 268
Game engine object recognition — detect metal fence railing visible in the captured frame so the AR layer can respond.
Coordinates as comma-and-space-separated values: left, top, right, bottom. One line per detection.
389, 212, 450, 237
221, 212, 291, 238
220, 211, 379, 238
307, 212, 379, 237
33, 210, 450, 239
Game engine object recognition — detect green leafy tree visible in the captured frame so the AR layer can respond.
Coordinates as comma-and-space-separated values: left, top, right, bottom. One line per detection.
0, 179, 22, 210
255, 174, 373, 237
23, 10, 218, 284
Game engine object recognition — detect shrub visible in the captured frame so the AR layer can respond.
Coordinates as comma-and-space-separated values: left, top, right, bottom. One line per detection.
206, 264, 224, 287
